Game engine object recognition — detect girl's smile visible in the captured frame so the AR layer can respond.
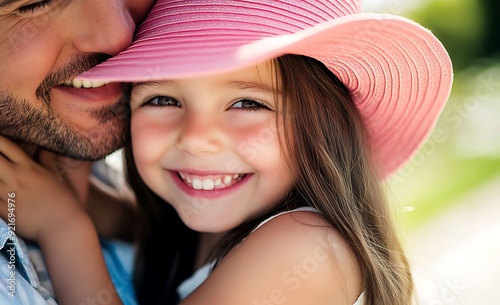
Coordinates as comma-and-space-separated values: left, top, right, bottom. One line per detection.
130, 61, 295, 233
175, 170, 248, 190
168, 169, 252, 198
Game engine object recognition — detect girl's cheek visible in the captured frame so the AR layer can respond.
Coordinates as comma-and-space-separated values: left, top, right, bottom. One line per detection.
130, 115, 165, 193
131, 110, 180, 164
131, 113, 162, 163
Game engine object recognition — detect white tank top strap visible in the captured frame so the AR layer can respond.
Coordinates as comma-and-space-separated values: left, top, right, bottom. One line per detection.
177, 206, 364, 305
251, 206, 318, 233
353, 292, 364, 304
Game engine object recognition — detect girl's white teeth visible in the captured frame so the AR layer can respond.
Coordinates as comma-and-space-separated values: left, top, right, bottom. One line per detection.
192, 179, 202, 190
192, 179, 213, 190
202, 179, 214, 191
179, 173, 244, 191
62, 79, 108, 89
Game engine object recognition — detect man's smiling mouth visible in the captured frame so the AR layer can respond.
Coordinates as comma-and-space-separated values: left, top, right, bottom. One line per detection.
61, 79, 109, 89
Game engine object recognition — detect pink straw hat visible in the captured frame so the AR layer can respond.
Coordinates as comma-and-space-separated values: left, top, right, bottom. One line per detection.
78, 0, 453, 177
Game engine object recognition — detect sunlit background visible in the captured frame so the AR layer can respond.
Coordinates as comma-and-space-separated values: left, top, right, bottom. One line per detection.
363, 0, 500, 304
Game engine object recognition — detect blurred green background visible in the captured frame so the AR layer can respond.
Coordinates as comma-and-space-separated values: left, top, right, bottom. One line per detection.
364, 1, 500, 303
364, 0, 500, 231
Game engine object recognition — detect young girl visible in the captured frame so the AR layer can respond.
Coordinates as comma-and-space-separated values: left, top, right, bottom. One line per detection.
1, 0, 453, 304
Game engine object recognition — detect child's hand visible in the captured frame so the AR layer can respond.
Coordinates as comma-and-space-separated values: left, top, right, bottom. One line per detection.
0, 136, 86, 244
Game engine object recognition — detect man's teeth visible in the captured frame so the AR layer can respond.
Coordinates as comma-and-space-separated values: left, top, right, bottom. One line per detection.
62, 79, 108, 89
179, 172, 245, 191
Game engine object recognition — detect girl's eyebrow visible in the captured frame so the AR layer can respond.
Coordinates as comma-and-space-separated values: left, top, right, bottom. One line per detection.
132, 80, 177, 91
130, 81, 177, 107
219, 81, 280, 95
133, 80, 279, 95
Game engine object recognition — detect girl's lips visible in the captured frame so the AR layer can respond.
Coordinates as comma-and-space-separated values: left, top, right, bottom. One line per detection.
168, 170, 251, 199
52, 82, 123, 104
177, 171, 246, 190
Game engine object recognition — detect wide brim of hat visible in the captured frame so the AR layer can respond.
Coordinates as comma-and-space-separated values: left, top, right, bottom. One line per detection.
79, 13, 453, 177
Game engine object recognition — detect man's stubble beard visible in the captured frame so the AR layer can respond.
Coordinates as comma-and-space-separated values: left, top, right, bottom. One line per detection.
0, 90, 130, 161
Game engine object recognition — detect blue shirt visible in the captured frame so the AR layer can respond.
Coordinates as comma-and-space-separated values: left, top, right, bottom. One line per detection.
0, 219, 138, 305
0, 219, 55, 305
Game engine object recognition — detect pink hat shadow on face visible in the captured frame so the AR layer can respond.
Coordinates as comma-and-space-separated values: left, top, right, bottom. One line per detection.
78, 0, 453, 178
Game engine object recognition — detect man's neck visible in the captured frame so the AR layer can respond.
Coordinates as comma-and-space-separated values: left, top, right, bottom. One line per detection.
51, 155, 93, 207
20, 144, 93, 207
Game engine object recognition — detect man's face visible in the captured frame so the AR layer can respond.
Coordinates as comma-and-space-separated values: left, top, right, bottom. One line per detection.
0, 0, 154, 160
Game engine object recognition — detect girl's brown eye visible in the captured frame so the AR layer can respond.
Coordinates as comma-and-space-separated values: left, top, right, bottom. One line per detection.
231, 99, 268, 111
144, 96, 181, 107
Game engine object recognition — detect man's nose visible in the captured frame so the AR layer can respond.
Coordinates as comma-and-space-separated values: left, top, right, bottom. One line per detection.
71, 0, 142, 56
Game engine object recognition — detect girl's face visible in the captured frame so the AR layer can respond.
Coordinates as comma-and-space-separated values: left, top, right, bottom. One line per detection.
130, 61, 295, 233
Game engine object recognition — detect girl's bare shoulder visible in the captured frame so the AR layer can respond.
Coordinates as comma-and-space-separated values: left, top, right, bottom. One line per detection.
181, 210, 363, 305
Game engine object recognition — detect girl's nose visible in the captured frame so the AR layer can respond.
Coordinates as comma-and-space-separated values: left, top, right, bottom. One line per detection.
176, 114, 223, 156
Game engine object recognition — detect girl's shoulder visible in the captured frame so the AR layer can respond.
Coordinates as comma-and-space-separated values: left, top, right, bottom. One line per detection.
180, 209, 363, 305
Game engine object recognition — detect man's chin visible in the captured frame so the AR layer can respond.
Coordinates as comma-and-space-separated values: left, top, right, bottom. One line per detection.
1, 89, 130, 160
47, 127, 129, 161
4, 120, 128, 161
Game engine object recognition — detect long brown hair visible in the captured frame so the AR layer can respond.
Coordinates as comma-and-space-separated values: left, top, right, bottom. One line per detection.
211, 55, 414, 304
130, 54, 413, 305
279, 55, 413, 304
125, 142, 199, 305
